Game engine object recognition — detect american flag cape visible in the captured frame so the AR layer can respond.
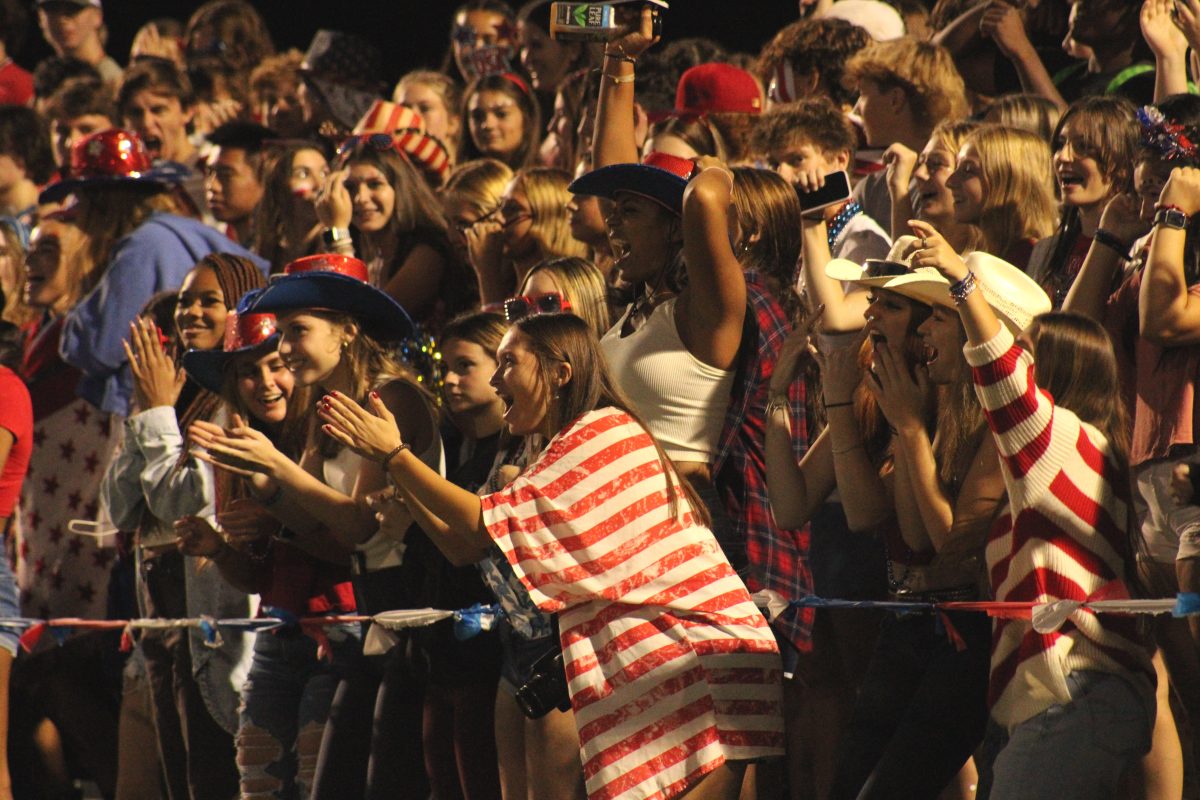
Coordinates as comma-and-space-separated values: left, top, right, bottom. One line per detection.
480, 407, 784, 800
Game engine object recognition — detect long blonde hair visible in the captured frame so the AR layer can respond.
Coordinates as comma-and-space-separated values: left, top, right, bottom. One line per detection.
519, 256, 611, 338
926, 119, 983, 251
444, 158, 512, 218
966, 124, 1057, 257
518, 167, 588, 262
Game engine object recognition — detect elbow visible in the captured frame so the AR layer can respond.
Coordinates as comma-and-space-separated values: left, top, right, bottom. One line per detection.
770, 506, 804, 531
1139, 316, 1183, 346
446, 551, 479, 568
684, 181, 727, 210
769, 495, 821, 530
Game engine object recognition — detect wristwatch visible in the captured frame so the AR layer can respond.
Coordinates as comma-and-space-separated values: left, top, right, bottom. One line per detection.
322, 226, 352, 246
1154, 206, 1190, 230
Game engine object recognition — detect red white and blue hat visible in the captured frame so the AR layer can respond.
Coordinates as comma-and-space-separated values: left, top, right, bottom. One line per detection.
567, 151, 696, 216
249, 254, 415, 343
40, 129, 190, 204
183, 290, 281, 394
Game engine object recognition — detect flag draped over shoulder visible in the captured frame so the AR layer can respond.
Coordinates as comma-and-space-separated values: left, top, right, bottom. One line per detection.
480, 407, 784, 800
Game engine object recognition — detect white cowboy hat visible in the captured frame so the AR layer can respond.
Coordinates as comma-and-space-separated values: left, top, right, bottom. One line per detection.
872, 250, 1051, 334
825, 235, 951, 306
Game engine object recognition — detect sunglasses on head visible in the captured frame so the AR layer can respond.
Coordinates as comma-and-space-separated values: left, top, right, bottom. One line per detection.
862, 260, 909, 279
336, 132, 400, 160
503, 292, 571, 322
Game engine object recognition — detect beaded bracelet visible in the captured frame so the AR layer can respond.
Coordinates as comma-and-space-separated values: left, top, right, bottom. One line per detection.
948, 270, 977, 304
604, 51, 638, 64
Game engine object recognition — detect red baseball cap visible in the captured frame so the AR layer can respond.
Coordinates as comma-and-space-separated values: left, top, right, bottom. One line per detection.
675, 64, 763, 116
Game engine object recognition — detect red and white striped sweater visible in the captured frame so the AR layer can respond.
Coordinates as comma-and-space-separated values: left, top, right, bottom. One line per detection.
965, 327, 1152, 730
481, 407, 784, 800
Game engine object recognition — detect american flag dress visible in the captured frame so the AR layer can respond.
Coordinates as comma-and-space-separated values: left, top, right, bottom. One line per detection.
480, 407, 784, 800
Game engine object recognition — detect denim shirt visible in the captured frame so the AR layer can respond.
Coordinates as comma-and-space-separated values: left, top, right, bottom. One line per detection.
60, 213, 269, 415
99, 404, 254, 735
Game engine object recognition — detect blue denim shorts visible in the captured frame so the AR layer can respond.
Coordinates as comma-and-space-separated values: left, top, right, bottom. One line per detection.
0, 542, 22, 657
981, 670, 1155, 800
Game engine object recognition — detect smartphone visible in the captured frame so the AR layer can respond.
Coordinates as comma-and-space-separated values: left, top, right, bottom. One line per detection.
549, 1, 667, 42
796, 170, 852, 214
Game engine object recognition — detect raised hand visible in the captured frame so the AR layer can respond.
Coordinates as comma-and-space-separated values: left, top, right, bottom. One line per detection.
980, 1, 1034, 60
1170, 0, 1200, 53
1098, 193, 1150, 247
318, 391, 403, 464
1159, 166, 1200, 217
866, 339, 931, 433
907, 220, 969, 282
316, 168, 353, 231
124, 317, 184, 411
130, 23, 184, 67
192, 99, 243, 137
464, 215, 505, 268
1141, 0, 1189, 59
812, 329, 868, 407
770, 304, 825, 397
189, 414, 287, 477
883, 142, 918, 202
606, 4, 661, 61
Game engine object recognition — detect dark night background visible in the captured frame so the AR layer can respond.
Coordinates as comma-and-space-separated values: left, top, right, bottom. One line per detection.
13, 2, 800, 84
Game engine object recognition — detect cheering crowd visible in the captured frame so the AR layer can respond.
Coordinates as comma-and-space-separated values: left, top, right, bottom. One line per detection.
0, 0, 1197, 798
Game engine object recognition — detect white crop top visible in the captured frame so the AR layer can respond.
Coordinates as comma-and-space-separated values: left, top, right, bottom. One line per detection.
600, 297, 735, 463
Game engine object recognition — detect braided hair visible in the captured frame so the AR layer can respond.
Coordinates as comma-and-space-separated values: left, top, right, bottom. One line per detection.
174, 253, 266, 468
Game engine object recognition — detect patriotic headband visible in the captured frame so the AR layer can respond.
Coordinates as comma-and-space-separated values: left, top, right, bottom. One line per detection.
1138, 106, 1200, 162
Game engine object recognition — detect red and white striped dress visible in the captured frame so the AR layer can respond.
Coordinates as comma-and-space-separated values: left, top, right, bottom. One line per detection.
480, 407, 784, 800
966, 327, 1152, 730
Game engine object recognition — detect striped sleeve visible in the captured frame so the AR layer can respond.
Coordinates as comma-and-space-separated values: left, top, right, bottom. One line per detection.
964, 326, 1081, 510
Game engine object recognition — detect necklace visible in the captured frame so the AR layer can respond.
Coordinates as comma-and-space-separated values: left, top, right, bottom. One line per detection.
826, 200, 862, 252
621, 285, 674, 336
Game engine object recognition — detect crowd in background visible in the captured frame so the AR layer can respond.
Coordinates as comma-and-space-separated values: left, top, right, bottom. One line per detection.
0, 0, 1197, 799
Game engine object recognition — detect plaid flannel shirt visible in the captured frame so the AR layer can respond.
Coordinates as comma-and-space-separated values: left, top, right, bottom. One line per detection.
712, 272, 814, 651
